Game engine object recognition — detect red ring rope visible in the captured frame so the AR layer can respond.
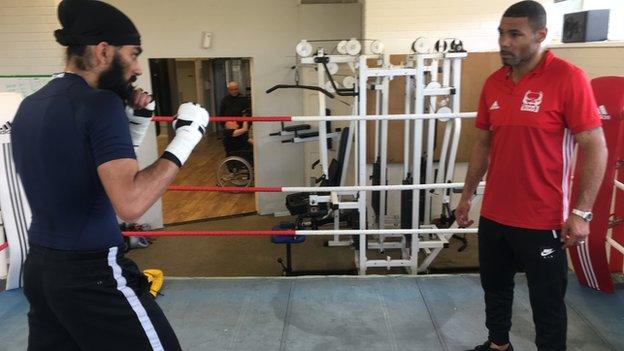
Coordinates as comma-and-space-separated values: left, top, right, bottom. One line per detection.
0, 242, 8, 251
153, 116, 291, 123
123, 230, 295, 237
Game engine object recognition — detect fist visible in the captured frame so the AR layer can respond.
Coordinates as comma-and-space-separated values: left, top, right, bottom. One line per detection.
129, 88, 153, 110
163, 103, 210, 167
173, 102, 209, 134
454, 199, 474, 228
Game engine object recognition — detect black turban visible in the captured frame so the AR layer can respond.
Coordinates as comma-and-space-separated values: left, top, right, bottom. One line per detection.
54, 0, 141, 46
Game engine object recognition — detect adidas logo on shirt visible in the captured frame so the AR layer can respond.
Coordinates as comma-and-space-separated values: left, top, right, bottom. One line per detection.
598, 105, 611, 120
489, 101, 500, 110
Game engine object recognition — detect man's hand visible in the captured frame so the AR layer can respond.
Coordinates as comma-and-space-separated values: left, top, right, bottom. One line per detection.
126, 89, 155, 147
562, 214, 590, 248
455, 198, 474, 228
129, 88, 152, 110
162, 102, 209, 167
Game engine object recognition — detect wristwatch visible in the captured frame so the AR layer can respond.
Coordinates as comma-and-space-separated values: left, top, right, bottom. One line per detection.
571, 209, 593, 222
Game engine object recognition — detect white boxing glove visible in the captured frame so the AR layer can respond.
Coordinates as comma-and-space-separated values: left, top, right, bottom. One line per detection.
162, 102, 209, 167
126, 100, 156, 148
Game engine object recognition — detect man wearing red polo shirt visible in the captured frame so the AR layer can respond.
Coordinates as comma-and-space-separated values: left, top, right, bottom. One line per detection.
456, 1, 608, 351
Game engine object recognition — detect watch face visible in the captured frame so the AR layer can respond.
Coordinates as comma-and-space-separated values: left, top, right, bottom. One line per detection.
586, 213, 593, 221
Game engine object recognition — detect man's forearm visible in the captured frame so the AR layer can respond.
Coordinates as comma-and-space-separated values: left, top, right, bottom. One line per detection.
98, 157, 180, 222
130, 158, 179, 219
232, 128, 247, 137
574, 142, 608, 211
461, 142, 490, 201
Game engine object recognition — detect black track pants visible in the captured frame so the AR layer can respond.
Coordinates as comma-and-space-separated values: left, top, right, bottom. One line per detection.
23, 243, 182, 351
478, 216, 568, 351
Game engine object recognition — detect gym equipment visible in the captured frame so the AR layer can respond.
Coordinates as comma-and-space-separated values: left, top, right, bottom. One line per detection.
0, 93, 31, 289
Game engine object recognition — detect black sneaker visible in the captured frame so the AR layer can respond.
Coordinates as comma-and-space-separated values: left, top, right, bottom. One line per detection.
466, 341, 514, 351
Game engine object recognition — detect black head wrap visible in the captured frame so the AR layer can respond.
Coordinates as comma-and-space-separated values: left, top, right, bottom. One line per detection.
54, 0, 141, 46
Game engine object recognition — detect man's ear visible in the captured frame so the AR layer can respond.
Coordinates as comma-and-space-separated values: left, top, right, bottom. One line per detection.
535, 27, 548, 44
92, 42, 113, 67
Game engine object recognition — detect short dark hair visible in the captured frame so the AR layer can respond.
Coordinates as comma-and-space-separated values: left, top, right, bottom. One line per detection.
66, 45, 89, 70
503, 0, 547, 30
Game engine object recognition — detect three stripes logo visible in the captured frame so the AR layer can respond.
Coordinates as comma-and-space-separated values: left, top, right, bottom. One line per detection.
597, 105, 611, 120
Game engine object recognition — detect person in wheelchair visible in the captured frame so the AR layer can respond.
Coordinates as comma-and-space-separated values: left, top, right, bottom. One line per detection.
217, 111, 254, 187
222, 109, 253, 165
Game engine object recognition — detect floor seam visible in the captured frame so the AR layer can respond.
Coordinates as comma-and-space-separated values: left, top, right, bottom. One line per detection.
566, 301, 618, 350
415, 277, 449, 351
227, 289, 254, 350
278, 280, 295, 351
375, 280, 399, 351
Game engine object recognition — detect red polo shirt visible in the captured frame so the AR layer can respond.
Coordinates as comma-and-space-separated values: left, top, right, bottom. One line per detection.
475, 50, 601, 230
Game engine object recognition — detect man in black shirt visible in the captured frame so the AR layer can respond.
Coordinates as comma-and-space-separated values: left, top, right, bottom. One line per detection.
219, 81, 250, 117
11, 1, 208, 349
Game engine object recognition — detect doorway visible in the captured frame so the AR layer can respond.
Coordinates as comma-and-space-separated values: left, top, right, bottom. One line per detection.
149, 57, 255, 225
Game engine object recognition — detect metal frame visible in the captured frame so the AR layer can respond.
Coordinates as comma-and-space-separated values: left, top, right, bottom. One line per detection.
354, 50, 472, 274
298, 50, 362, 247
285, 42, 476, 274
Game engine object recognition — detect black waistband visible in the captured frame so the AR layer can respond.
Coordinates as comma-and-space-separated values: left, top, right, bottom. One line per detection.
28, 242, 123, 261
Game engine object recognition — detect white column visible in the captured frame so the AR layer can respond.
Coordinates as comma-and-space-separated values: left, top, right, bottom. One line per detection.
317, 61, 329, 178
358, 56, 368, 275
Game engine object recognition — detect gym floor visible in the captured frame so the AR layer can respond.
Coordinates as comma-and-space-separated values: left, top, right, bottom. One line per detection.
1, 274, 622, 350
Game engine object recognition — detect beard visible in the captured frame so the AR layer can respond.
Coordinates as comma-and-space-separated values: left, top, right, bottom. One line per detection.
500, 40, 540, 67
98, 54, 136, 102
500, 50, 523, 66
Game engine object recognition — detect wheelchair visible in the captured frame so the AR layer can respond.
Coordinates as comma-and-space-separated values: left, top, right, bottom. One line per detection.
216, 149, 254, 187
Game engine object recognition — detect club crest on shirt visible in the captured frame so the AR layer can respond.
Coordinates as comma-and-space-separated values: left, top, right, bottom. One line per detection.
520, 90, 543, 113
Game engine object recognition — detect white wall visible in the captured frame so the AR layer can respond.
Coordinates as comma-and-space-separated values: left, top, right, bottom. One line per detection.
364, 0, 552, 53
0, 0, 64, 73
